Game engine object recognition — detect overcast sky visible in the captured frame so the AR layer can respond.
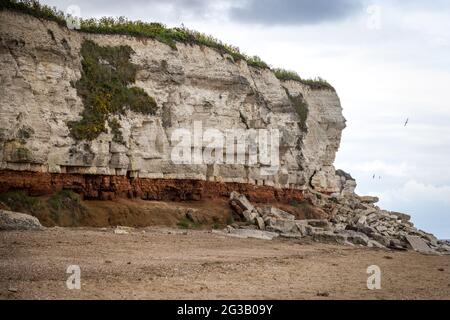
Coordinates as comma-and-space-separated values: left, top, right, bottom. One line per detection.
41, 0, 450, 238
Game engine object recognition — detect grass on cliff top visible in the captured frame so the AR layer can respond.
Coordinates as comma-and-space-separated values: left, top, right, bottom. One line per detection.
68, 40, 157, 141
0, 0, 268, 69
273, 68, 335, 91
1, 0, 332, 89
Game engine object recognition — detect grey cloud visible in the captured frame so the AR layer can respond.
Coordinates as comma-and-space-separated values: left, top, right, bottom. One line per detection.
42, 0, 213, 21
230, 0, 363, 25
43, 0, 363, 25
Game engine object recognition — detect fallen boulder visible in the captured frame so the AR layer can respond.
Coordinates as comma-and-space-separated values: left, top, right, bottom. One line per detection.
359, 196, 379, 204
255, 216, 265, 230
305, 219, 331, 230
344, 230, 370, 246
243, 210, 258, 224
260, 207, 295, 221
265, 217, 298, 234
0, 210, 44, 231
390, 211, 411, 223
230, 191, 255, 213
312, 231, 347, 244
405, 235, 437, 254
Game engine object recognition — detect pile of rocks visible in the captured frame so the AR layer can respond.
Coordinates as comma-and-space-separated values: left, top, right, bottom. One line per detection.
226, 191, 450, 255
321, 192, 450, 254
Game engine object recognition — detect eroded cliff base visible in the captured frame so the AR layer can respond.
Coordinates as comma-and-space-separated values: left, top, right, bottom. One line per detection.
0, 170, 304, 203
0, 171, 322, 228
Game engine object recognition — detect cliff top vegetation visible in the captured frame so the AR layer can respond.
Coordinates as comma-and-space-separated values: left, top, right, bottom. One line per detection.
1, 0, 334, 91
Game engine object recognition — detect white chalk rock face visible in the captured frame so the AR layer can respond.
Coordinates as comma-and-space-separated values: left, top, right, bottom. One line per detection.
0, 11, 347, 193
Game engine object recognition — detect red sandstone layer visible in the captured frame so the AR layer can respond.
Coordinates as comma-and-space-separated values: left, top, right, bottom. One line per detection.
0, 170, 304, 203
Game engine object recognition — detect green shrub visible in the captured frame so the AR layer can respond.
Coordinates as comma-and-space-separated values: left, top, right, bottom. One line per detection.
273, 68, 303, 82
0, 190, 41, 214
68, 40, 157, 141
14, 146, 32, 162
17, 126, 34, 141
226, 215, 235, 225
246, 55, 270, 69
177, 217, 201, 229
299, 77, 335, 90
47, 189, 88, 225
0, 0, 66, 25
109, 118, 124, 144
274, 68, 334, 91
48, 189, 85, 212
284, 88, 309, 132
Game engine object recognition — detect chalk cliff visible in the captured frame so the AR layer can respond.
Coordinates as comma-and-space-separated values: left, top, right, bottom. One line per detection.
0, 10, 346, 197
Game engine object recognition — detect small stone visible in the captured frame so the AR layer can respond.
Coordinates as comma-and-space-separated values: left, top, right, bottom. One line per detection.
113, 227, 129, 235
242, 210, 258, 224
295, 221, 308, 236
359, 196, 379, 204
8, 287, 18, 293
375, 225, 387, 233
367, 240, 385, 249
255, 216, 265, 230
185, 209, 198, 223
226, 225, 234, 232
357, 215, 367, 226
306, 219, 331, 229
317, 291, 330, 297
389, 239, 407, 251
389, 211, 411, 222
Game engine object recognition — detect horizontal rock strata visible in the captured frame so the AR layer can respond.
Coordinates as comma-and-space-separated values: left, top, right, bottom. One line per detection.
0, 170, 304, 203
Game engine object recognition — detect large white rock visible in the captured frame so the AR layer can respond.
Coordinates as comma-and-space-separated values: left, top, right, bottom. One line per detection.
0, 210, 44, 231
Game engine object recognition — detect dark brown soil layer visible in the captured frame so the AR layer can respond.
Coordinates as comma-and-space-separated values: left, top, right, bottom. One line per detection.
0, 170, 304, 203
